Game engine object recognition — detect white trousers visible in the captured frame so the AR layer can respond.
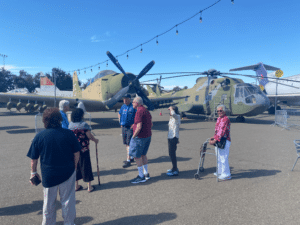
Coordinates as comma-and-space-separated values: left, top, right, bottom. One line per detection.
216, 140, 231, 178
42, 171, 76, 225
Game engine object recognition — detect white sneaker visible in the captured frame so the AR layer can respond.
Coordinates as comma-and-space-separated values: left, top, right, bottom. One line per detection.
213, 172, 220, 176
218, 175, 231, 180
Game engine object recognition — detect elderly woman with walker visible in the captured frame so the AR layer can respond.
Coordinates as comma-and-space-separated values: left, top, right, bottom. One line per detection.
209, 105, 231, 181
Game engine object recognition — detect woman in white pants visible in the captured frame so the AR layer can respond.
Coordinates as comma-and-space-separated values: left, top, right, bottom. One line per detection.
209, 105, 231, 180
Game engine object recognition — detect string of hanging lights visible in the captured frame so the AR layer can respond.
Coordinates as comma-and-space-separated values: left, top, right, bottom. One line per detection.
60, 0, 233, 76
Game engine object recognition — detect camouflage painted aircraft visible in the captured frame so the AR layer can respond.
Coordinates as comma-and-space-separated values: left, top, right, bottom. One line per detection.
0, 53, 186, 113
148, 69, 270, 122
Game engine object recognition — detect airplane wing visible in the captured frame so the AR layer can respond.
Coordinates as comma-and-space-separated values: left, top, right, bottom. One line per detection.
0, 93, 108, 112
230, 63, 280, 71
267, 94, 300, 105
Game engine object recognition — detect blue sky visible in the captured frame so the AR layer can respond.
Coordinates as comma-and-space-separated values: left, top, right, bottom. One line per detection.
1, 0, 299, 89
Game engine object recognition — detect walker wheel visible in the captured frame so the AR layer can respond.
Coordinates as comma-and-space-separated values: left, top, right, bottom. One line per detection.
194, 173, 200, 179
199, 167, 204, 172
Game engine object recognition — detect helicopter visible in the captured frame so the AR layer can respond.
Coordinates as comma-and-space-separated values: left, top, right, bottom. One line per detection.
145, 69, 270, 122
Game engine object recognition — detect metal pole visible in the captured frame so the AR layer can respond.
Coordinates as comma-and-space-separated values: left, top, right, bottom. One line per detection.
275, 77, 278, 117
54, 70, 57, 107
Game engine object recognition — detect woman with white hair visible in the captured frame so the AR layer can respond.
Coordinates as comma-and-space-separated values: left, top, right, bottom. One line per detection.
209, 105, 231, 180
59, 100, 70, 129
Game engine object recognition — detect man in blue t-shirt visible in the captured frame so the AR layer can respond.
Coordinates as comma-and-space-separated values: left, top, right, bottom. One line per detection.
118, 94, 137, 168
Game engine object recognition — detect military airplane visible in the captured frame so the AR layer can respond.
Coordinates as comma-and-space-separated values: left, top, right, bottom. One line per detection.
230, 62, 300, 114
0, 53, 186, 113
146, 69, 270, 122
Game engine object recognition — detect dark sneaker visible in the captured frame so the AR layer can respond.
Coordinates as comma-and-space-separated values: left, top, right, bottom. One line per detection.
130, 158, 135, 163
167, 168, 179, 173
130, 175, 146, 184
144, 173, 150, 180
166, 169, 179, 176
123, 161, 131, 168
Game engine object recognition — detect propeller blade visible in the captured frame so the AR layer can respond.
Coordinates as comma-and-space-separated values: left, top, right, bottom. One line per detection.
134, 86, 155, 111
105, 86, 130, 109
106, 51, 129, 78
135, 60, 155, 80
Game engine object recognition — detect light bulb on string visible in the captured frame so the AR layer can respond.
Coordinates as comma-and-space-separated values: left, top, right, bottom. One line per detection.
116, 56, 118, 63
199, 11, 203, 23
231, 0, 234, 4
78, 70, 80, 75
176, 25, 178, 35
98, 66, 100, 70
84, 70, 86, 74
91, 68, 93, 72
156, 36, 158, 45
127, 52, 129, 59
106, 62, 108, 67
140, 45, 143, 53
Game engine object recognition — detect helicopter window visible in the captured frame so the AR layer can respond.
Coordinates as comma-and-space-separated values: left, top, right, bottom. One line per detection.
235, 87, 244, 98
244, 88, 250, 97
195, 95, 199, 101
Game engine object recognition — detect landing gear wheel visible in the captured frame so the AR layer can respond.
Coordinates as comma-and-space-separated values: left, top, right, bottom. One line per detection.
194, 173, 200, 179
236, 116, 245, 123
268, 106, 275, 114
199, 167, 204, 172
180, 112, 186, 119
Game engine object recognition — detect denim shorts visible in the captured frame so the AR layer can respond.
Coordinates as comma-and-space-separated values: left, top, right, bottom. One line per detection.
122, 126, 133, 145
129, 136, 151, 158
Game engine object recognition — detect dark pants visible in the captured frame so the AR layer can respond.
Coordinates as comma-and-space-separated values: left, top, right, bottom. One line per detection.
168, 137, 178, 170
76, 150, 94, 182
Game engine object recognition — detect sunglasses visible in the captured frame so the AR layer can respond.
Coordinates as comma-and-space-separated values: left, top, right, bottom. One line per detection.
217, 110, 223, 112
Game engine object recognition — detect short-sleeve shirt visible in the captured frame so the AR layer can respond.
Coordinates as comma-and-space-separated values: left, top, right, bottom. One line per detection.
119, 103, 136, 127
60, 110, 69, 129
133, 105, 152, 138
27, 127, 81, 188
69, 121, 91, 153
214, 115, 231, 142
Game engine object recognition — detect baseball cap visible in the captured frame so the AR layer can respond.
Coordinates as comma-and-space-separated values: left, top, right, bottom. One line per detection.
123, 94, 131, 99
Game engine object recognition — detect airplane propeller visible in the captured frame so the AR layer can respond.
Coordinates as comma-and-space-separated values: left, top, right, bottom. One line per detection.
106, 51, 155, 110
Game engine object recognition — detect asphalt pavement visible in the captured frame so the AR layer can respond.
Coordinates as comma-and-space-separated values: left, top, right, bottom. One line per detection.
0, 108, 299, 225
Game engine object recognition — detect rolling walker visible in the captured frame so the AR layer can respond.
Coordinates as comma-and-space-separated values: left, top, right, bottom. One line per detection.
194, 138, 219, 182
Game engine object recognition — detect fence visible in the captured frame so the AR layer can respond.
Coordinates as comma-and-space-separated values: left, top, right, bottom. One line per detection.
275, 109, 300, 130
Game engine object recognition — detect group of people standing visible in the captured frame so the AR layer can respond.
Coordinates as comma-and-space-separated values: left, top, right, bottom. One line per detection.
27, 96, 232, 224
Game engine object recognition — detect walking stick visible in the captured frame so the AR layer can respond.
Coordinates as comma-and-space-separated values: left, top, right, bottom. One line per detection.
95, 143, 101, 185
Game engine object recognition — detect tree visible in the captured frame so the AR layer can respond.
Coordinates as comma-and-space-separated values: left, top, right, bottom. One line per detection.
172, 86, 181, 92
46, 68, 73, 91
13, 70, 36, 93
0, 69, 14, 92
183, 86, 188, 89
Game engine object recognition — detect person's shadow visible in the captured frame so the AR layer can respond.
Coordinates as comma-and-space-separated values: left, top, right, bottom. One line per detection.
0, 200, 81, 216
95, 212, 177, 225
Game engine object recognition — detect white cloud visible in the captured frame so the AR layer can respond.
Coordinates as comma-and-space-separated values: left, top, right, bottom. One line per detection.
163, 85, 184, 90
91, 31, 111, 42
91, 35, 101, 42
1, 65, 39, 70
190, 55, 201, 58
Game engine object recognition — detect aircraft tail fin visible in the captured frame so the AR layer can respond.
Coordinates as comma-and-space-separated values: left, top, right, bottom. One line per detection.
146, 85, 158, 97
39, 72, 62, 93
229, 62, 281, 88
73, 71, 82, 98
155, 85, 161, 96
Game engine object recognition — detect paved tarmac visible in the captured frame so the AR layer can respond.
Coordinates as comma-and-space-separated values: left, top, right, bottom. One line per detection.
0, 108, 299, 225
